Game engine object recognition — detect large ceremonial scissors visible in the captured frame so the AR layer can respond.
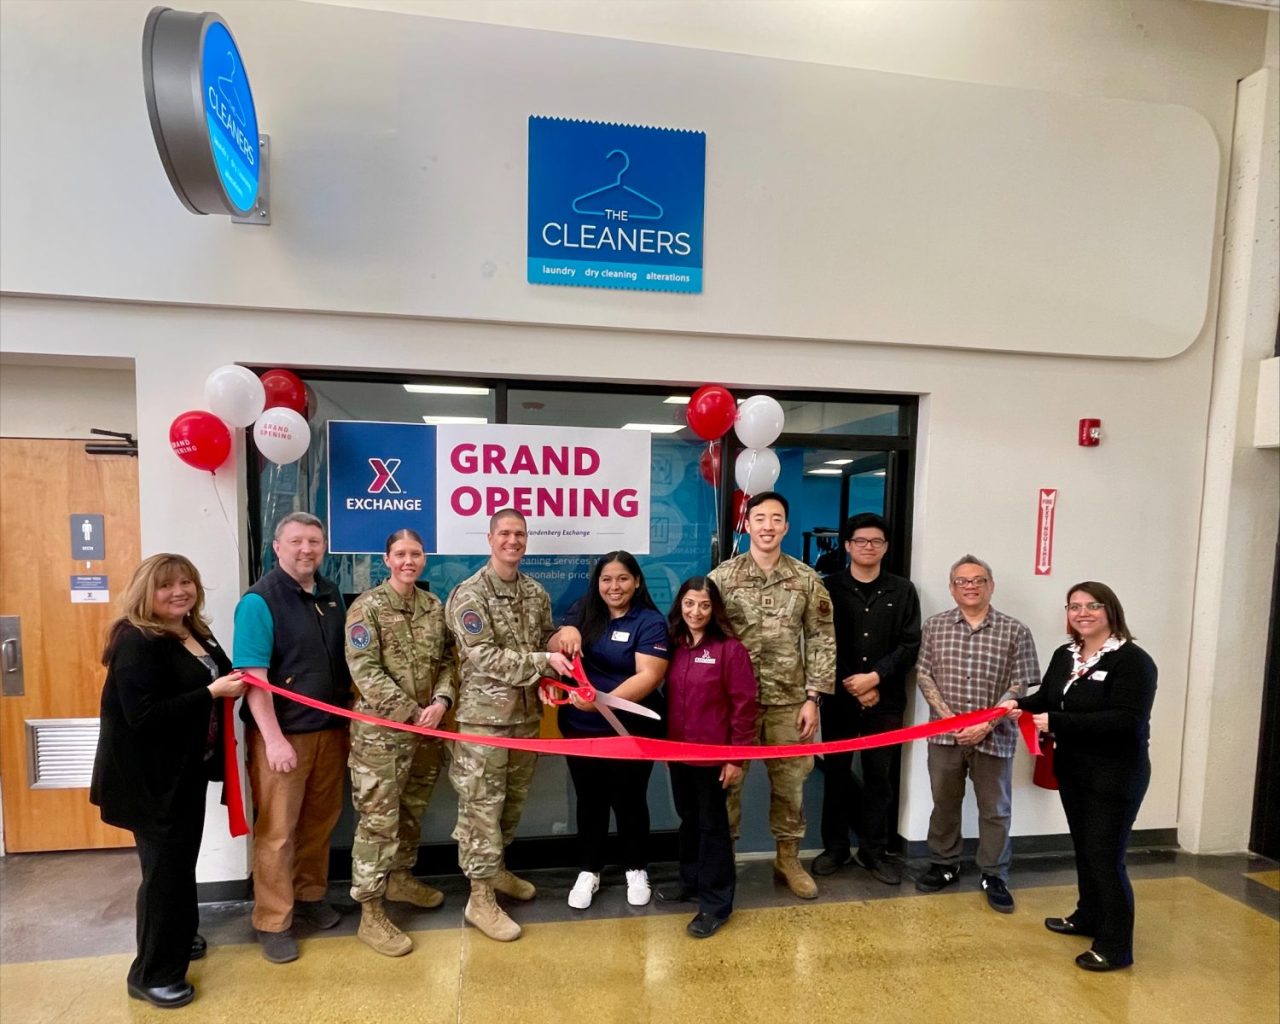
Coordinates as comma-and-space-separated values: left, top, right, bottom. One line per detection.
539, 654, 661, 738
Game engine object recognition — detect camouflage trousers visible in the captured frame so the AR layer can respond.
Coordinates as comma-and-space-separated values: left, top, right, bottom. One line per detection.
727, 703, 813, 842
448, 720, 539, 880
349, 732, 447, 902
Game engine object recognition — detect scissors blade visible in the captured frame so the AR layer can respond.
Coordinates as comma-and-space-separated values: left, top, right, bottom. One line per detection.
595, 699, 631, 737
595, 690, 661, 720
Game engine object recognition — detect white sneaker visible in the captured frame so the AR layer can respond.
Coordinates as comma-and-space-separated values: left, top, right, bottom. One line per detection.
567, 871, 600, 910
625, 869, 652, 907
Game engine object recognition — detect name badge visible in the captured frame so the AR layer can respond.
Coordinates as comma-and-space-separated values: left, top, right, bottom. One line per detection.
1092, 670, 1108, 680
610, 630, 631, 643
694, 652, 717, 665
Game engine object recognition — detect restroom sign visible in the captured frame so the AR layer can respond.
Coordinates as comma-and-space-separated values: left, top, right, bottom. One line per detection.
527, 116, 706, 293
70, 514, 106, 560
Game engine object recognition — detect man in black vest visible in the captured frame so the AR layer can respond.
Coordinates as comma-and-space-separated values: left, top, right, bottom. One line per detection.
813, 512, 921, 885
233, 512, 353, 963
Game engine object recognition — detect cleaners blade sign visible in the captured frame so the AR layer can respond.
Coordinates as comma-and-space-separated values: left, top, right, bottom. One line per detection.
327, 421, 651, 555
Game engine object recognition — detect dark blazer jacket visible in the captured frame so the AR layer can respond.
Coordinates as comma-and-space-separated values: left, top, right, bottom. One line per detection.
90, 623, 230, 842
1019, 640, 1157, 780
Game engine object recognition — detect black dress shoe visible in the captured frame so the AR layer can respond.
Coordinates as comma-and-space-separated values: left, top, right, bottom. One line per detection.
686, 912, 729, 938
811, 849, 851, 876
1075, 949, 1130, 972
655, 885, 697, 903
127, 981, 195, 1008
190, 933, 207, 960
1045, 917, 1094, 937
852, 849, 902, 885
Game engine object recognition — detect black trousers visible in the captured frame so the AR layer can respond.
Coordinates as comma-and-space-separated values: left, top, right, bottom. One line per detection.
129, 832, 202, 988
1056, 758, 1150, 964
819, 700, 903, 857
669, 763, 735, 920
565, 752, 654, 872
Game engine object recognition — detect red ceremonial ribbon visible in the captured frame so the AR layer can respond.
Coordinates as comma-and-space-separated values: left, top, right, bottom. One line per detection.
222, 697, 249, 837
218, 673, 1032, 836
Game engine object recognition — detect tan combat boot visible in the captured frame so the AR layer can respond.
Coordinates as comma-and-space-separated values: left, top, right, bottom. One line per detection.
357, 898, 413, 957
491, 865, 537, 901
465, 879, 522, 941
386, 869, 445, 909
774, 839, 818, 899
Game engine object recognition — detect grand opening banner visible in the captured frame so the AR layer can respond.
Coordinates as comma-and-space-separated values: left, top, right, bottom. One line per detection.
327, 421, 652, 555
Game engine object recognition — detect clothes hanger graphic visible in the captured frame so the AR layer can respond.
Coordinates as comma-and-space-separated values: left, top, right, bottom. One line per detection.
571, 149, 664, 221
215, 50, 249, 128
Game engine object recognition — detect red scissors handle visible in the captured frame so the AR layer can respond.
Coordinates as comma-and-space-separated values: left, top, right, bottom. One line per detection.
539, 654, 596, 705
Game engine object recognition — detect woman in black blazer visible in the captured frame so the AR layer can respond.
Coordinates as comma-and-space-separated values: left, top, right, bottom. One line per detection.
90, 554, 244, 1009
1001, 581, 1156, 972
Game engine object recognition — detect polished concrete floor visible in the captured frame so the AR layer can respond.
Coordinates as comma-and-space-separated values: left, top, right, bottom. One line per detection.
1, 849, 1277, 1023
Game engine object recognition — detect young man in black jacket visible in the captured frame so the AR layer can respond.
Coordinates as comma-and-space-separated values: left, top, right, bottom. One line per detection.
813, 513, 921, 884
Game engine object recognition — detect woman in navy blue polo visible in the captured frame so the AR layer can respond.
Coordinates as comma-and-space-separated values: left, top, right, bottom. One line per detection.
557, 551, 669, 909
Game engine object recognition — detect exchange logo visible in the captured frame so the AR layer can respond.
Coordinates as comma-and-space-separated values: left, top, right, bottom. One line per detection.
368, 458, 403, 494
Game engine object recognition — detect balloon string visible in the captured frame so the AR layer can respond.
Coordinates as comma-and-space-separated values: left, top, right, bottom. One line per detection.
732, 450, 758, 554
210, 472, 241, 559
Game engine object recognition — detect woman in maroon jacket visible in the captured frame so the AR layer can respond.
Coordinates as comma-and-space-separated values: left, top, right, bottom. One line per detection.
658, 577, 758, 938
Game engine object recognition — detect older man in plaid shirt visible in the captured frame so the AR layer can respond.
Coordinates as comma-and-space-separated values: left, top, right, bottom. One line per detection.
914, 554, 1039, 912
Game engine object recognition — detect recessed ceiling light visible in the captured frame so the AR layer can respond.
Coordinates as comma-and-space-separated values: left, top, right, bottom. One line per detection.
806, 468, 843, 476
824, 459, 853, 465
422, 415, 488, 425
622, 423, 685, 433
870, 470, 886, 477
663, 396, 691, 405
403, 384, 490, 396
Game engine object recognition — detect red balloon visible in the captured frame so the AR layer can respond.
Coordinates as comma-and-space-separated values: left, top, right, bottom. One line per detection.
169, 410, 231, 472
261, 369, 308, 416
731, 489, 748, 528
698, 443, 722, 485
686, 385, 736, 441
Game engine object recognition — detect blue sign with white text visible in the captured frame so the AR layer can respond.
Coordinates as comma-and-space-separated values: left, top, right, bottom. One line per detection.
201, 20, 259, 213
528, 117, 705, 293
328, 421, 438, 554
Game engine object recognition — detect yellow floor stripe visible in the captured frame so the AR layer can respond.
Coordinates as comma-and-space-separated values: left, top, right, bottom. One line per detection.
1, 878, 1276, 1024
1245, 869, 1280, 892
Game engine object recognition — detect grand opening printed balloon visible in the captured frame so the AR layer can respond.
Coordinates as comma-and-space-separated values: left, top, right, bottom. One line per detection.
169, 410, 232, 472
253, 407, 310, 465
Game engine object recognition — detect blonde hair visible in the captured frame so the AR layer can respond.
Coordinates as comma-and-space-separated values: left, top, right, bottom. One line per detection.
102, 553, 212, 664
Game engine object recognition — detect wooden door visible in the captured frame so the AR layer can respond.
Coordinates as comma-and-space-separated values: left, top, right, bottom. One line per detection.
0, 438, 139, 851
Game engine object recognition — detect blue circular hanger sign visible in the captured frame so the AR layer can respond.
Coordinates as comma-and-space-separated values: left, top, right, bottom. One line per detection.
143, 7, 261, 216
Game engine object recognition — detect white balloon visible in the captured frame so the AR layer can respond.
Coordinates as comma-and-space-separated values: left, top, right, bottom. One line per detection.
253, 407, 311, 465
205, 365, 265, 428
734, 395, 785, 449
734, 447, 781, 494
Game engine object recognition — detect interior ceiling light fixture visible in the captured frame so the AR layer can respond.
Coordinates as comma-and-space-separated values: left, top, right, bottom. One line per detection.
622, 423, 685, 433
824, 458, 854, 465
663, 396, 691, 404
403, 384, 490, 395
806, 468, 843, 475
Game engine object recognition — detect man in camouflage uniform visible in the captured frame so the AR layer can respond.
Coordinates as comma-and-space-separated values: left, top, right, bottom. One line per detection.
709, 490, 837, 899
446, 508, 573, 941
345, 532, 457, 956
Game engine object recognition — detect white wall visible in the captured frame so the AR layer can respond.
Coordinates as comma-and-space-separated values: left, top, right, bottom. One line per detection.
0, 0, 1274, 881
0, 359, 137, 439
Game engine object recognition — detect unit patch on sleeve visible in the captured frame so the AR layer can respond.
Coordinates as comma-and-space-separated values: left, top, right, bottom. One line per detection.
348, 623, 371, 650
461, 610, 485, 635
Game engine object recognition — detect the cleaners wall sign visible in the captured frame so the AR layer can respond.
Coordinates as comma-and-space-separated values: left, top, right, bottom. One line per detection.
527, 117, 706, 293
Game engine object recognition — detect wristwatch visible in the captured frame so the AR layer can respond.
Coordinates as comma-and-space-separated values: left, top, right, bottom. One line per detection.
804, 692, 822, 707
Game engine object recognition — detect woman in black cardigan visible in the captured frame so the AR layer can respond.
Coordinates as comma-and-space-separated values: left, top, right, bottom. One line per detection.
1001, 581, 1156, 973
90, 554, 245, 1009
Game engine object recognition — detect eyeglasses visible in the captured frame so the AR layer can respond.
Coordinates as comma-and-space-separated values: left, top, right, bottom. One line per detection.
951, 576, 990, 588
849, 538, 887, 549
1066, 602, 1105, 613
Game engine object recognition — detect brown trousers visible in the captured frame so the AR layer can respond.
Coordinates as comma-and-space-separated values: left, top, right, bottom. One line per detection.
247, 727, 349, 932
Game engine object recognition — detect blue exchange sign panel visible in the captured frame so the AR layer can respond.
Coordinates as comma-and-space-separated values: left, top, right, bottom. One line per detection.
528, 117, 706, 293
328, 421, 438, 555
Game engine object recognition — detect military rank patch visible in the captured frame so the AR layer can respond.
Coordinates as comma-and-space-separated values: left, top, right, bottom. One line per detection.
461, 610, 485, 635
348, 623, 371, 650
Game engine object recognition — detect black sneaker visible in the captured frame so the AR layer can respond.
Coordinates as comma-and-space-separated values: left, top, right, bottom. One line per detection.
914, 863, 960, 892
686, 912, 729, 938
853, 849, 902, 885
655, 884, 696, 904
981, 874, 1015, 913
811, 849, 851, 876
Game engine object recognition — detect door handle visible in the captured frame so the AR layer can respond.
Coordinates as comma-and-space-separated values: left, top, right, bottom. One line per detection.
0, 616, 24, 696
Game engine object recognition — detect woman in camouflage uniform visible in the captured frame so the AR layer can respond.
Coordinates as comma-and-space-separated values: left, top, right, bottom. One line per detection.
344, 528, 457, 956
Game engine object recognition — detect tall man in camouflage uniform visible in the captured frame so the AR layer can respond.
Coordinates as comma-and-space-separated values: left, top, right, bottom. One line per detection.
345, 528, 457, 957
709, 491, 837, 899
446, 509, 573, 941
